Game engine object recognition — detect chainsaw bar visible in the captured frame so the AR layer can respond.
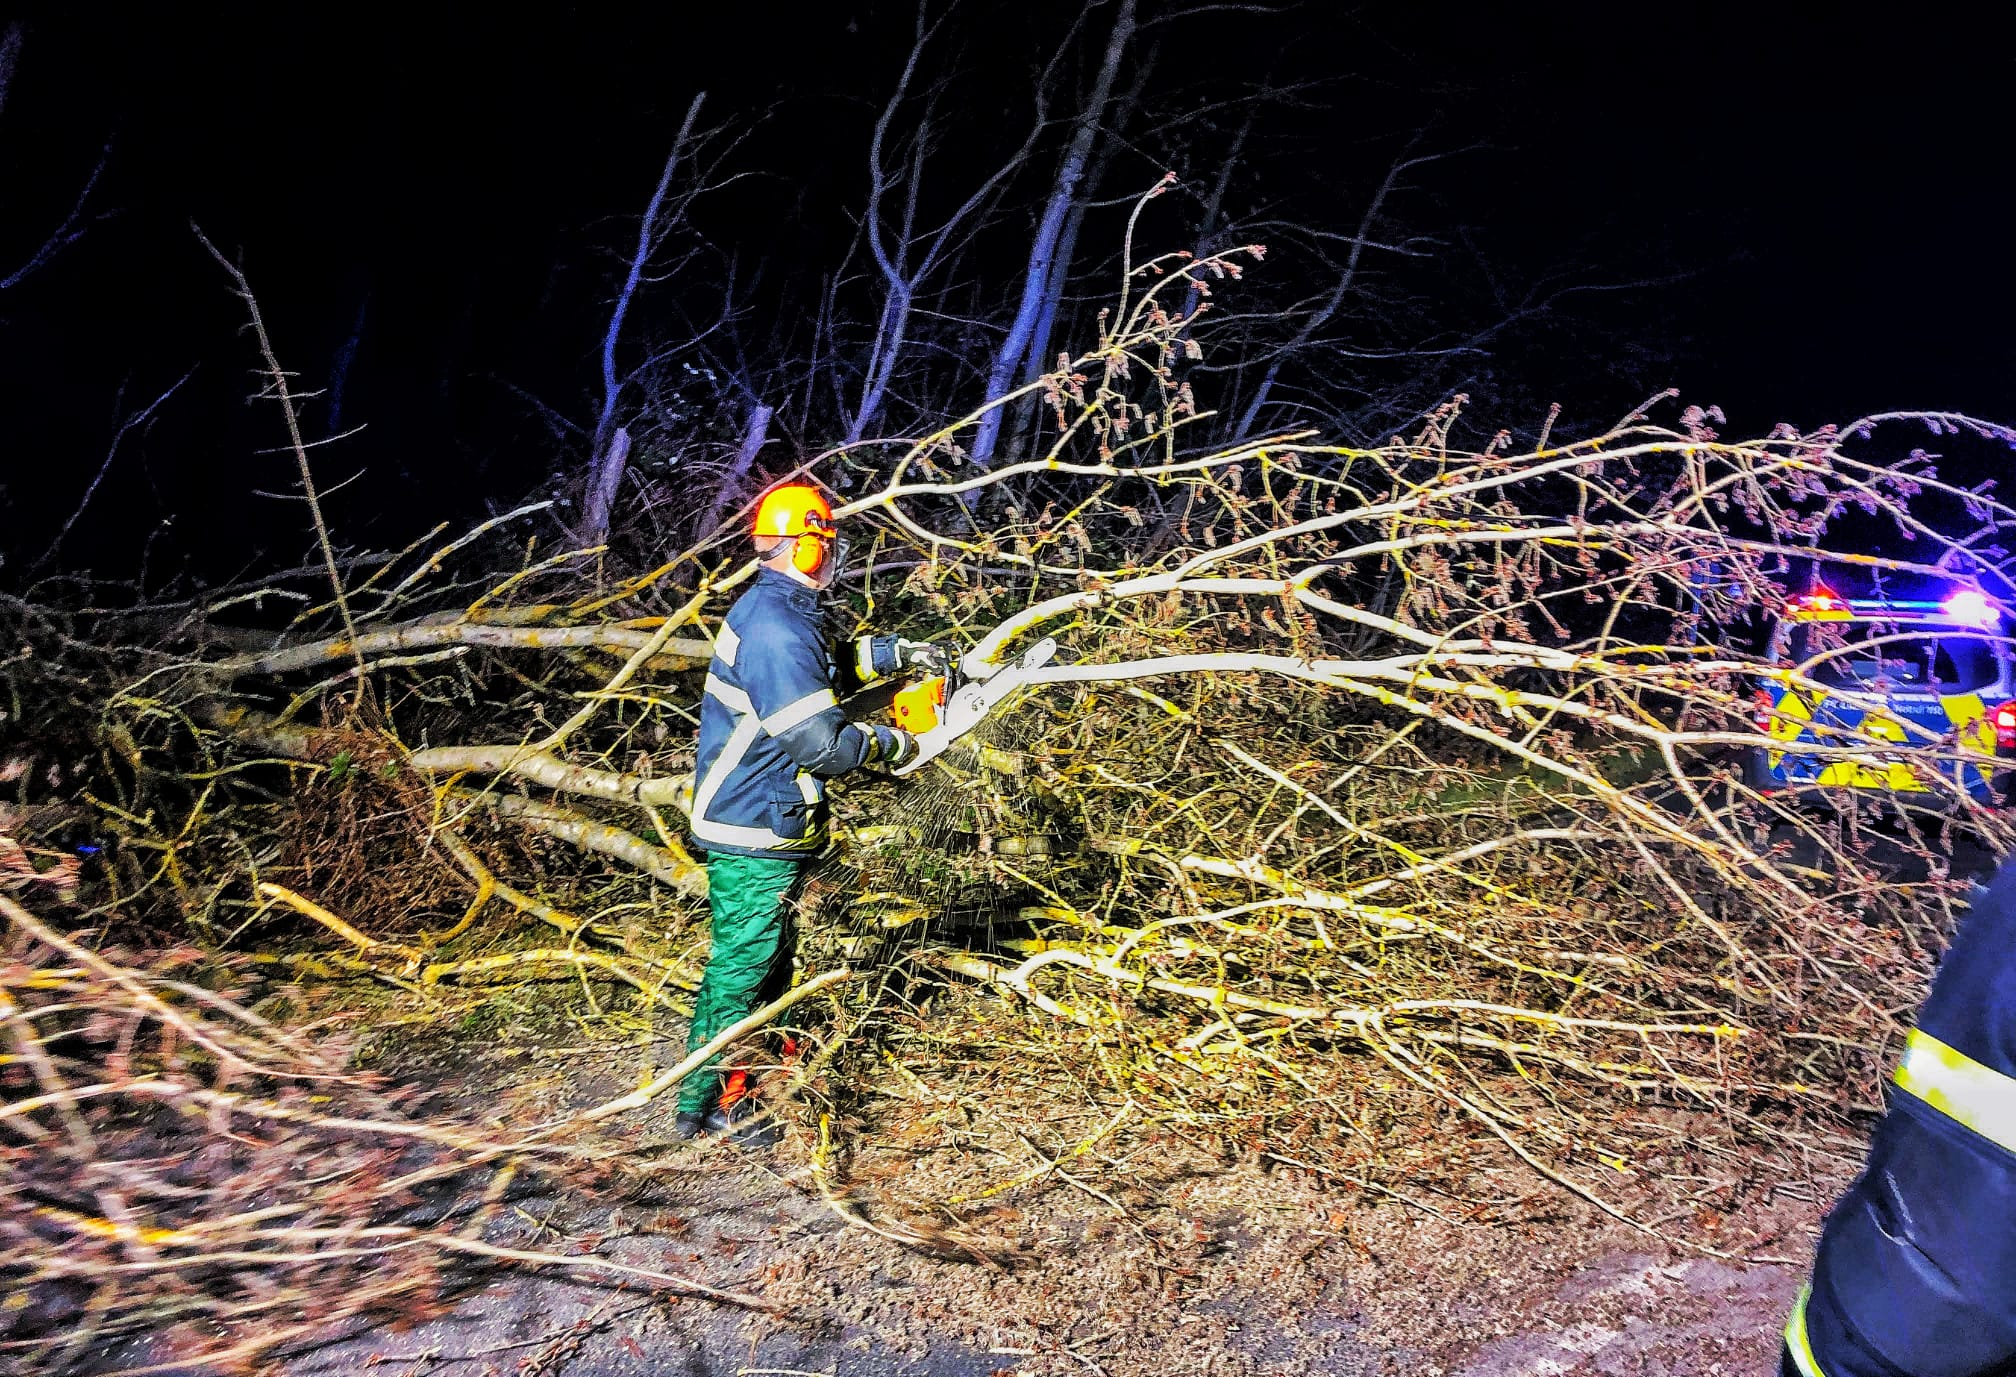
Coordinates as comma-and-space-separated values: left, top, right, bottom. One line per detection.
892, 637, 1056, 776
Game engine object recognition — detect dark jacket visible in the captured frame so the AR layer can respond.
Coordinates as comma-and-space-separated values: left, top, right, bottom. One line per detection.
1785, 861, 2016, 1377
690, 567, 903, 858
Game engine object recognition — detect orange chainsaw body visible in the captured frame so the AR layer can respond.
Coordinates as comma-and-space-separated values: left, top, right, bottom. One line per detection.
892, 676, 947, 733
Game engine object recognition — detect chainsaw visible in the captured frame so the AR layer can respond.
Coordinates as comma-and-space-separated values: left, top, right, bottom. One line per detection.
887, 638, 1057, 776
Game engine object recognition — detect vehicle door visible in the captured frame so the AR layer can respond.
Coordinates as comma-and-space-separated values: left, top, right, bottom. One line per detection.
1922, 633, 2005, 797
1775, 620, 1911, 790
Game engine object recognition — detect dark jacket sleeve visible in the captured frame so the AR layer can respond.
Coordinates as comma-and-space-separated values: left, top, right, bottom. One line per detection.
1797, 861, 2016, 1377
835, 633, 902, 695
744, 612, 877, 777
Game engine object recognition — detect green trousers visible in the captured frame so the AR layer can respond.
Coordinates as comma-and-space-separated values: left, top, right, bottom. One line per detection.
677, 852, 805, 1115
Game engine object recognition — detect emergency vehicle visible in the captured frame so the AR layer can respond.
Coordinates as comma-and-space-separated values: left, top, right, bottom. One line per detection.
1750, 587, 2016, 803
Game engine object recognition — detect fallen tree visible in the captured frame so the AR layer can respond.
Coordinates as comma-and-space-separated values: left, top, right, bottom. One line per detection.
6, 223, 2016, 1369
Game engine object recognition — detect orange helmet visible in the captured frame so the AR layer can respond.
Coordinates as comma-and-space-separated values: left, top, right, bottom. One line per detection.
752, 484, 837, 577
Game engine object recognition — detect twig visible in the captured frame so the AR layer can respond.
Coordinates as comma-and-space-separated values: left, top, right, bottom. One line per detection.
193, 224, 366, 699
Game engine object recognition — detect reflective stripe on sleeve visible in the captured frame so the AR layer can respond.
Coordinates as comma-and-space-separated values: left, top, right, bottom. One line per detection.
1783, 1285, 1828, 1377
714, 623, 741, 668
1893, 1027, 2016, 1156
761, 687, 837, 737
704, 673, 754, 716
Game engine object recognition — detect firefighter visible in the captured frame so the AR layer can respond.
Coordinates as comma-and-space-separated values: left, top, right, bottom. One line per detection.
1781, 857, 2016, 1377
675, 484, 947, 1146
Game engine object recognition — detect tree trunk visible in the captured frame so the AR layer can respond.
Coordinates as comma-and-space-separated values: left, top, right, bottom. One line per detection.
580, 426, 631, 549
1021, 46, 1150, 394
845, 282, 912, 447
970, 0, 1136, 468
698, 401, 773, 538
1003, 45, 1152, 462
0, 23, 20, 117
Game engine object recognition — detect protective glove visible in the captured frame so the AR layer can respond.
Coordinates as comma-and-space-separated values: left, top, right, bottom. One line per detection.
894, 638, 953, 677
866, 723, 919, 768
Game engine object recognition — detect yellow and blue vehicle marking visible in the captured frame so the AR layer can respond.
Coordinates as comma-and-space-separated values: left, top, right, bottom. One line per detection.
1751, 591, 2014, 801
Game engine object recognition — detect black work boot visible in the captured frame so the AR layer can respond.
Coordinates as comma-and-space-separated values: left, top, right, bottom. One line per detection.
673, 1098, 781, 1150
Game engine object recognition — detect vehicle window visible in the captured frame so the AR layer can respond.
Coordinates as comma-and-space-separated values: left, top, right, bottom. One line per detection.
1785, 625, 2002, 691
1933, 637, 2001, 691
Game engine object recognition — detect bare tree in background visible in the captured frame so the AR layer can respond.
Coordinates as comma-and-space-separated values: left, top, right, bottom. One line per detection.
578, 92, 710, 548
836, 1, 1056, 447
971, 0, 1138, 468
1226, 144, 1441, 441
564, 1, 1661, 553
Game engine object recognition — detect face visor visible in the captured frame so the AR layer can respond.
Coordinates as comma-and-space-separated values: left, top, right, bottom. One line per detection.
803, 513, 848, 590
814, 533, 851, 590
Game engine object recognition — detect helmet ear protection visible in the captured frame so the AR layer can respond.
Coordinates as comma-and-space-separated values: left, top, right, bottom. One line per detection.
792, 532, 826, 576
791, 513, 836, 576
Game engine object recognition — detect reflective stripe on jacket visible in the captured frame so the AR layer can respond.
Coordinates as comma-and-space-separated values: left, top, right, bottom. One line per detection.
690, 567, 901, 858
1786, 860, 2016, 1377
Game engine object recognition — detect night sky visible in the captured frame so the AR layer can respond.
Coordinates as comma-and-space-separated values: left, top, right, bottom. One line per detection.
3, 4, 2012, 583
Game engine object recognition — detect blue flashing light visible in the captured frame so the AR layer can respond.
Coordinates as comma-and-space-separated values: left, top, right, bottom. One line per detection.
1941, 589, 1998, 627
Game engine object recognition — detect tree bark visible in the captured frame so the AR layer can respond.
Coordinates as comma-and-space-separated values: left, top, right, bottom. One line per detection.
580, 425, 631, 551
699, 401, 773, 537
